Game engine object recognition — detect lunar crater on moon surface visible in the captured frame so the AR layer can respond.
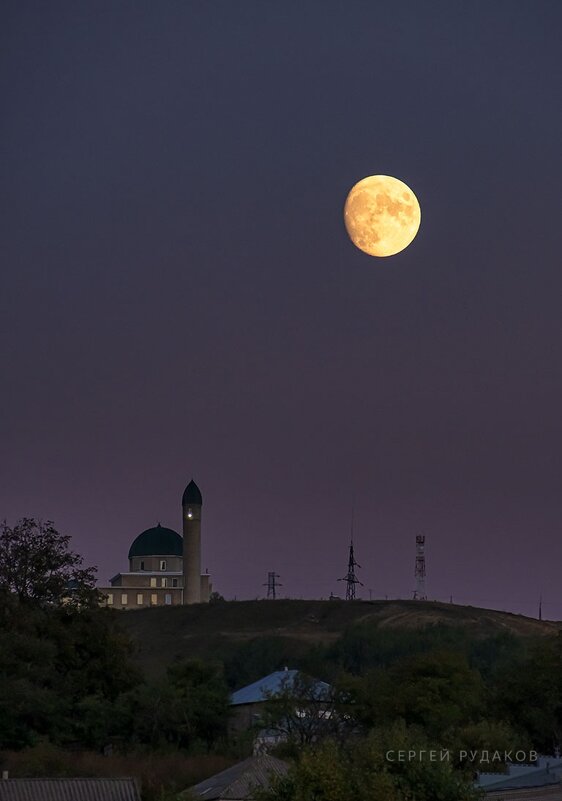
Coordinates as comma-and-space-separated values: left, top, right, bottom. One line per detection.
344, 175, 421, 257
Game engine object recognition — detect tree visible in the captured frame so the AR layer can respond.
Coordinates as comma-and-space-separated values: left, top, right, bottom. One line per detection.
224, 636, 297, 689
342, 650, 485, 742
0, 676, 61, 749
0, 518, 98, 607
0, 525, 140, 750
118, 659, 231, 751
260, 672, 355, 748
489, 636, 562, 754
452, 720, 529, 770
257, 723, 482, 801
381, 651, 484, 739
0, 589, 141, 750
166, 659, 231, 748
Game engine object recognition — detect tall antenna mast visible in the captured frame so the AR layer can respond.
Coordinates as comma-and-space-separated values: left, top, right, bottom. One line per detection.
539, 594, 543, 621
338, 502, 363, 600
263, 571, 282, 600
413, 534, 427, 600
338, 540, 363, 600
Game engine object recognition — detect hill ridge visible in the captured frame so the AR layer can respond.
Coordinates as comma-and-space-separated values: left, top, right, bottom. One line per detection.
116, 598, 558, 677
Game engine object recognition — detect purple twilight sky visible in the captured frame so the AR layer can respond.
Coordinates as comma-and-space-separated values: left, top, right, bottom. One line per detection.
1, 1, 562, 618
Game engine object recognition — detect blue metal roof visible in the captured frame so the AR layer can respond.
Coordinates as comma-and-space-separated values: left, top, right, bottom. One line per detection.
477, 757, 562, 791
230, 669, 330, 706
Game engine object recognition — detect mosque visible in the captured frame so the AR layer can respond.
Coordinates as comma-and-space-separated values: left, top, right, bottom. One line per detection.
99, 479, 211, 610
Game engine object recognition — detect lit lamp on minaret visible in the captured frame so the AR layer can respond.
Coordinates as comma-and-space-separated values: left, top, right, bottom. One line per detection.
182, 479, 203, 604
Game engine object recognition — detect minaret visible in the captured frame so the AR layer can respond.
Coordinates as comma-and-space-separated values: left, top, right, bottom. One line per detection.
182, 479, 202, 604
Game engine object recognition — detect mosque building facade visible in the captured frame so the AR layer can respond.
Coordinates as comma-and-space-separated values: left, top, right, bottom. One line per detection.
99, 479, 211, 610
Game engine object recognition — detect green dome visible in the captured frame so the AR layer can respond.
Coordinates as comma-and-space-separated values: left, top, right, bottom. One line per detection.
182, 479, 202, 506
128, 524, 183, 559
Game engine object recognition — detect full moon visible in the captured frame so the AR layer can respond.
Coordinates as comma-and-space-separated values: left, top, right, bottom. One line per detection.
344, 175, 421, 257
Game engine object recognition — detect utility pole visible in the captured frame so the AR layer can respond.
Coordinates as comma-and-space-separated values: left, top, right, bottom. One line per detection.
338, 540, 363, 600
263, 571, 282, 600
337, 500, 363, 600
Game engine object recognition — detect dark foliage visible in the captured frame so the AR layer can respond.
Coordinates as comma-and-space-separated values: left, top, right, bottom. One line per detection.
0, 519, 99, 608
0, 521, 559, 786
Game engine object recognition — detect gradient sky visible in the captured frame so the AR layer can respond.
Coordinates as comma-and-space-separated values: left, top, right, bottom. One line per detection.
2, 1, 562, 618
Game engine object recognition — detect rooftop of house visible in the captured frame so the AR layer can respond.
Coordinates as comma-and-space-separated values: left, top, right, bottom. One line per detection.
0, 778, 141, 801
189, 755, 289, 801
230, 668, 331, 706
477, 756, 562, 792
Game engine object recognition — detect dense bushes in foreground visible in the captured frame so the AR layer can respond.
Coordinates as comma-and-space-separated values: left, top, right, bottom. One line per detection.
257, 724, 483, 801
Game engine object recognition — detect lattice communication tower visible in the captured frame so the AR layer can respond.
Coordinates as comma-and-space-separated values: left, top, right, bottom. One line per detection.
413, 534, 427, 600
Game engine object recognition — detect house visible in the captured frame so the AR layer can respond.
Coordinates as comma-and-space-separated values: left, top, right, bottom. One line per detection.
188, 755, 289, 801
229, 668, 338, 751
477, 756, 562, 800
229, 668, 331, 734
0, 777, 141, 801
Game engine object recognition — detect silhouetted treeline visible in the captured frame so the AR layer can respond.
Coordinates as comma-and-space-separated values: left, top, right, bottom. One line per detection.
1, 516, 560, 797
223, 625, 561, 756
2, 589, 561, 755
0, 592, 230, 752
221, 622, 531, 687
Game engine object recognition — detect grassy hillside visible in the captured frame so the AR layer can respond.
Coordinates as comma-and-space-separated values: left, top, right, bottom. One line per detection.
116, 598, 556, 679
